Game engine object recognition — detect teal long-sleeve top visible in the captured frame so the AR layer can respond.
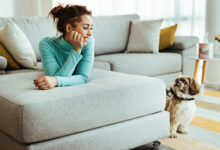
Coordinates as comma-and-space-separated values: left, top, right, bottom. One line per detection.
39, 36, 94, 87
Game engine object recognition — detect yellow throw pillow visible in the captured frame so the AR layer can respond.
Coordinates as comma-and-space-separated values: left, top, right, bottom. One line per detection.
159, 24, 178, 50
0, 43, 20, 70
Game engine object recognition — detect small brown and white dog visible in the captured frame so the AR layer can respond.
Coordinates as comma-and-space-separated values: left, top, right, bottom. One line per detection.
165, 76, 200, 138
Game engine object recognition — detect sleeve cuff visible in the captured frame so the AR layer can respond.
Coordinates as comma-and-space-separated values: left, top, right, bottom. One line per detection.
71, 49, 83, 59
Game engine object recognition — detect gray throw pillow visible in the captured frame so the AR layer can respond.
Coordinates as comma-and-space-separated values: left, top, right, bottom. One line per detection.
125, 19, 163, 53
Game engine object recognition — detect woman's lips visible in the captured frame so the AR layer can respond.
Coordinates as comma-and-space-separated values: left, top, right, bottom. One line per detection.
84, 37, 89, 42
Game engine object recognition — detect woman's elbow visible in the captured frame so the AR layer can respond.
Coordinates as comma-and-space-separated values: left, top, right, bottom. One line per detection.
81, 75, 88, 84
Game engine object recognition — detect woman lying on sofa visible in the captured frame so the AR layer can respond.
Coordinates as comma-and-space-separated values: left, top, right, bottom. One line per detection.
34, 4, 94, 90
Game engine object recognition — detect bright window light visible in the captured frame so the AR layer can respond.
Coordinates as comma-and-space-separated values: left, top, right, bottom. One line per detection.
52, 0, 206, 41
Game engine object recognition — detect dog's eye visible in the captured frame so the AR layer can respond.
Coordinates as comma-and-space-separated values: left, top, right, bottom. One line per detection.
183, 80, 186, 84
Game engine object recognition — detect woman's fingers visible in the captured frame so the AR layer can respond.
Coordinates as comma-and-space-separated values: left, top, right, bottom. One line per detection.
34, 76, 45, 83
34, 76, 56, 90
38, 83, 49, 90
72, 31, 82, 43
73, 31, 78, 42
40, 84, 50, 90
70, 31, 74, 40
77, 34, 81, 42
37, 81, 47, 87
80, 36, 83, 44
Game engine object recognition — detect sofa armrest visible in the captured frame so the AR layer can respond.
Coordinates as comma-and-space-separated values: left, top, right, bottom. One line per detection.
168, 36, 199, 50
160, 36, 199, 77
0, 56, 7, 75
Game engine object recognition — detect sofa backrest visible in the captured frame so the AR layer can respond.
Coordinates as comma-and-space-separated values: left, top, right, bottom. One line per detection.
0, 17, 57, 61
93, 14, 140, 55
0, 14, 140, 61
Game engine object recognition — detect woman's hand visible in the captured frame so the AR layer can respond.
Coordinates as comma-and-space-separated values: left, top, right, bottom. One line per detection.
34, 76, 58, 90
66, 31, 83, 54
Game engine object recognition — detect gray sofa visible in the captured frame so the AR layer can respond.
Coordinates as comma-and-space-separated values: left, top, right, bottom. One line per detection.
0, 14, 198, 150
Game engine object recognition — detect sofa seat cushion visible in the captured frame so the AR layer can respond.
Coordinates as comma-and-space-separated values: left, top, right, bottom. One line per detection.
0, 68, 165, 143
5, 62, 43, 74
94, 60, 111, 71
95, 53, 182, 76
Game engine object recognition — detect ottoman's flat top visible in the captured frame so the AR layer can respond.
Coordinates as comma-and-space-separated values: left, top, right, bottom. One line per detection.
0, 68, 166, 143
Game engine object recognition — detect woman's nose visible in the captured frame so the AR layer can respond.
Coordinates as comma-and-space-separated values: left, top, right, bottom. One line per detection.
87, 29, 92, 36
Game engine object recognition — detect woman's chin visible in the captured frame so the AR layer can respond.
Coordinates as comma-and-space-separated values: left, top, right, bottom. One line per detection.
83, 41, 88, 46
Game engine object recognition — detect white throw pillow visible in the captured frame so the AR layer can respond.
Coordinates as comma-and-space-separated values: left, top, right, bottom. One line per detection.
0, 20, 38, 69
125, 19, 163, 53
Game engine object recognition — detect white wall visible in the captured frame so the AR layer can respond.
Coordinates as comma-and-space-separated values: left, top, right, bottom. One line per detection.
0, 0, 53, 17
206, 0, 220, 39
0, 0, 15, 17
205, 0, 220, 90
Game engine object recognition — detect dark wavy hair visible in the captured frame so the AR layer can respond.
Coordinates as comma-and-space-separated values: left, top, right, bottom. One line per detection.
48, 4, 92, 36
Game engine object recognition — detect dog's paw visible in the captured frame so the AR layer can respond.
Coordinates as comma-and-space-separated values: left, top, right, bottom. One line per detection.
177, 128, 189, 134
178, 128, 188, 134
169, 134, 177, 138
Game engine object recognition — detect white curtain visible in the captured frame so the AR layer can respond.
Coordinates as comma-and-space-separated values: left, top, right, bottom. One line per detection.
12, 0, 52, 17
53, 0, 206, 41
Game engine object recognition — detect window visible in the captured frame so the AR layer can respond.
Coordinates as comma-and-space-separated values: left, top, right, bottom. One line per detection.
53, 0, 206, 41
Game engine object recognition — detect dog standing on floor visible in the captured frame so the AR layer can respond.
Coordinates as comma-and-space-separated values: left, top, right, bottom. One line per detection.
165, 76, 200, 138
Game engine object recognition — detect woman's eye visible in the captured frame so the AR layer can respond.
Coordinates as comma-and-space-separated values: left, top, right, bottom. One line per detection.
83, 27, 88, 29
90, 27, 93, 30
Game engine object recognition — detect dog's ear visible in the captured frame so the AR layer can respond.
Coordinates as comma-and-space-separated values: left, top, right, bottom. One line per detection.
189, 78, 200, 95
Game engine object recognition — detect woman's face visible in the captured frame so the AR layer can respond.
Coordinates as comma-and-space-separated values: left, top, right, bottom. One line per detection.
70, 14, 93, 46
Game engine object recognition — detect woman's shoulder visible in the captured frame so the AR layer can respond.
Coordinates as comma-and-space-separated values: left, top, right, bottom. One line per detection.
39, 37, 60, 54
40, 37, 58, 46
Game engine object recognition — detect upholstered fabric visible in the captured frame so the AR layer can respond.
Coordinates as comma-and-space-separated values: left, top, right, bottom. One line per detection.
0, 43, 20, 70
94, 61, 111, 71
93, 14, 140, 55
169, 36, 199, 50
0, 20, 38, 69
0, 68, 166, 143
0, 55, 6, 74
125, 19, 162, 53
0, 111, 169, 150
95, 53, 182, 76
0, 15, 140, 59
0, 56, 7, 69
0, 17, 57, 61
0, 70, 5, 75
155, 72, 182, 87
5, 63, 43, 74
159, 24, 178, 50
163, 45, 198, 77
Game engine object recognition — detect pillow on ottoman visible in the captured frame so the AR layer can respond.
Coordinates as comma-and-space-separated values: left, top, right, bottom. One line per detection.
125, 19, 163, 53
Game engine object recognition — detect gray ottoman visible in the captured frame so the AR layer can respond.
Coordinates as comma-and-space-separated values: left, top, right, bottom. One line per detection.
0, 68, 169, 150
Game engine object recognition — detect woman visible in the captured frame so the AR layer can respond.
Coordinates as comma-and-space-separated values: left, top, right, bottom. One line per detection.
34, 4, 94, 90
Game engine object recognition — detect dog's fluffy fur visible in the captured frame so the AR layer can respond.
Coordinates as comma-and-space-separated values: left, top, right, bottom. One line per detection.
165, 76, 200, 138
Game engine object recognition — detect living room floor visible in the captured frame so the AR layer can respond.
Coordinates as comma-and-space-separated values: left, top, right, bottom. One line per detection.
133, 63, 220, 150
161, 88, 220, 150
160, 63, 220, 150
132, 88, 220, 150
